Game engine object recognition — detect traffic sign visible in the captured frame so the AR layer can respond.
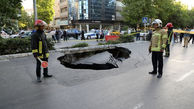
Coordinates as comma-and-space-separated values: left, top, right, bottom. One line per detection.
142, 17, 148, 24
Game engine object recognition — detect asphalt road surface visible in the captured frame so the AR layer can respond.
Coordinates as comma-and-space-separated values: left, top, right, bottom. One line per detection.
0, 41, 194, 109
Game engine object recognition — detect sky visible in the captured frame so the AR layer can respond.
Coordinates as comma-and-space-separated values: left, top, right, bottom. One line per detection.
22, 0, 194, 10
22, 0, 33, 10
176, 0, 194, 10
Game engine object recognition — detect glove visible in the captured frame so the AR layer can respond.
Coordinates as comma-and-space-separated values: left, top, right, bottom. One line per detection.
33, 53, 38, 59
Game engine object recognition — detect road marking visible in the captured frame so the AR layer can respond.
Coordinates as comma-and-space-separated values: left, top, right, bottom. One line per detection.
170, 59, 189, 63
133, 103, 144, 109
0, 59, 9, 62
176, 70, 194, 82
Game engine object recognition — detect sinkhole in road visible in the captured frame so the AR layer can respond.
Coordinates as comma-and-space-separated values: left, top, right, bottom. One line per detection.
57, 47, 131, 70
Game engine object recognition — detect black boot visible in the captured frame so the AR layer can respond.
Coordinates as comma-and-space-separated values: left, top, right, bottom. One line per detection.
157, 74, 162, 78
149, 71, 157, 75
37, 77, 42, 82
43, 73, 53, 78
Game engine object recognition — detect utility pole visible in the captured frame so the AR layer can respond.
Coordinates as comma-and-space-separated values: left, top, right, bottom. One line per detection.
33, 0, 38, 21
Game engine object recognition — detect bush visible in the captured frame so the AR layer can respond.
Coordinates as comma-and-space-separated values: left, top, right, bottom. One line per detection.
0, 37, 55, 55
72, 43, 89, 48
119, 34, 135, 43
46, 38, 55, 50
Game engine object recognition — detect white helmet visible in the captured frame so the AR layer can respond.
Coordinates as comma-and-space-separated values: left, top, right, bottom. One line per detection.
152, 19, 162, 27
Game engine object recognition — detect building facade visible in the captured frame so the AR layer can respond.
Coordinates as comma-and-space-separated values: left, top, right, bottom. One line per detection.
59, 0, 124, 31
78, 0, 116, 21
116, 0, 124, 21
50, 0, 61, 28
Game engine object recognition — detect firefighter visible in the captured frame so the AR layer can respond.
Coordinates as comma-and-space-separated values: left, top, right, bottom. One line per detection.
31, 20, 53, 82
164, 23, 173, 57
149, 19, 168, 78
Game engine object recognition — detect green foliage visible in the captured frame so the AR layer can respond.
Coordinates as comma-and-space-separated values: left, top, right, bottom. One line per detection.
122, 0, 156, 27
36, 0, 55, 24
0, 38, 31, 55
122, 0, 194, 28
0, 38, 55, 55
18, 8, 33, 29
0, 0, 22, 30
72, 43, 89, 48
46, 38, 55, 50
119, 34, 135, 43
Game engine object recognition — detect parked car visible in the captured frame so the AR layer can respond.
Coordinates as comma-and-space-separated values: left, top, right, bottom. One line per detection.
21, 31, 32, 38
0, 31, 10, 38
10, 34, 20, 38
84, 29, 99, 39
10, 31, 32, 38
66, 29, 81, 39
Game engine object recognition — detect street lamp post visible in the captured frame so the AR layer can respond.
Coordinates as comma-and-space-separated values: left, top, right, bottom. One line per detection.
33, 0, 38, 21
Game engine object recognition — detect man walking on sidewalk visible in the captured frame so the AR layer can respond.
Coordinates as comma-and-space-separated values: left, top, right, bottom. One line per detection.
149, 19, 168, 78
31, 20, 53, 82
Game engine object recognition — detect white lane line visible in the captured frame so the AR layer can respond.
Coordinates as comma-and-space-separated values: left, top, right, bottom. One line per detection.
176, 70, 194, 82
170, 59, 189, 63
133, 103, 144, 109
0, 59, 9, 62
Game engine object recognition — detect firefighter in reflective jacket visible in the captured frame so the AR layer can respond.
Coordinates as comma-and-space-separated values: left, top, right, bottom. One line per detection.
164, 23, 173, 57
149, 19, 168, 78
31, 20, 52, 82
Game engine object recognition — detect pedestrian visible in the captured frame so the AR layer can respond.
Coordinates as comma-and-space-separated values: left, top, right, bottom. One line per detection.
63, 30, 67, 41
55, 28, 60, 43
96, 30, 99, 42
183, 27, 190, 48
180, 29, 184, 44
136, 28, 141, 41
164, 23, 173, 57
31, 20, 53, 82
174, 32, 178, 43
51, 29, 56, 43
75, 32, 78, 40
149, 19, 168, 78
81, 30, 85, 40
100, 30, 104, 40
188, 28, 194, 44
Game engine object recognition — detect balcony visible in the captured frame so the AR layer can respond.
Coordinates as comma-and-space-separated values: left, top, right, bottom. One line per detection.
60, 1, 68, 8
60, 11, 68, 18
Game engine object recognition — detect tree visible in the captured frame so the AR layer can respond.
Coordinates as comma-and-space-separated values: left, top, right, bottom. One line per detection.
122, 0, 157, 28
0, 0, 22, 31
36, 0, 55, 24
121, 0, 194, 28
18, 8, 33, 30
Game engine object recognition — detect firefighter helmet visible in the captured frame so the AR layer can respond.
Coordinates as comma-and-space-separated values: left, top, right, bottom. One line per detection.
166, 23, 173, 28
152, 19, 162, 27
34, 20, 47, 27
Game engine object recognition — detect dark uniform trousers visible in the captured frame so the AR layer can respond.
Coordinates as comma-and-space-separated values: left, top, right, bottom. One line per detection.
36, 58, 48, 77
165, 44, 170, 56
165, 30, 173, 56
152, 52, 163, 75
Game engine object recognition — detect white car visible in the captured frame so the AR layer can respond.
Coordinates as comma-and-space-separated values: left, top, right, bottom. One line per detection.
0, 31, 10, 38
10, 34, 20, 38
84, 29, 98, 39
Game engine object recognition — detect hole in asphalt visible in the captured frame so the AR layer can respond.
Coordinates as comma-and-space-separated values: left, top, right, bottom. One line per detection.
57, 47, 131, 70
